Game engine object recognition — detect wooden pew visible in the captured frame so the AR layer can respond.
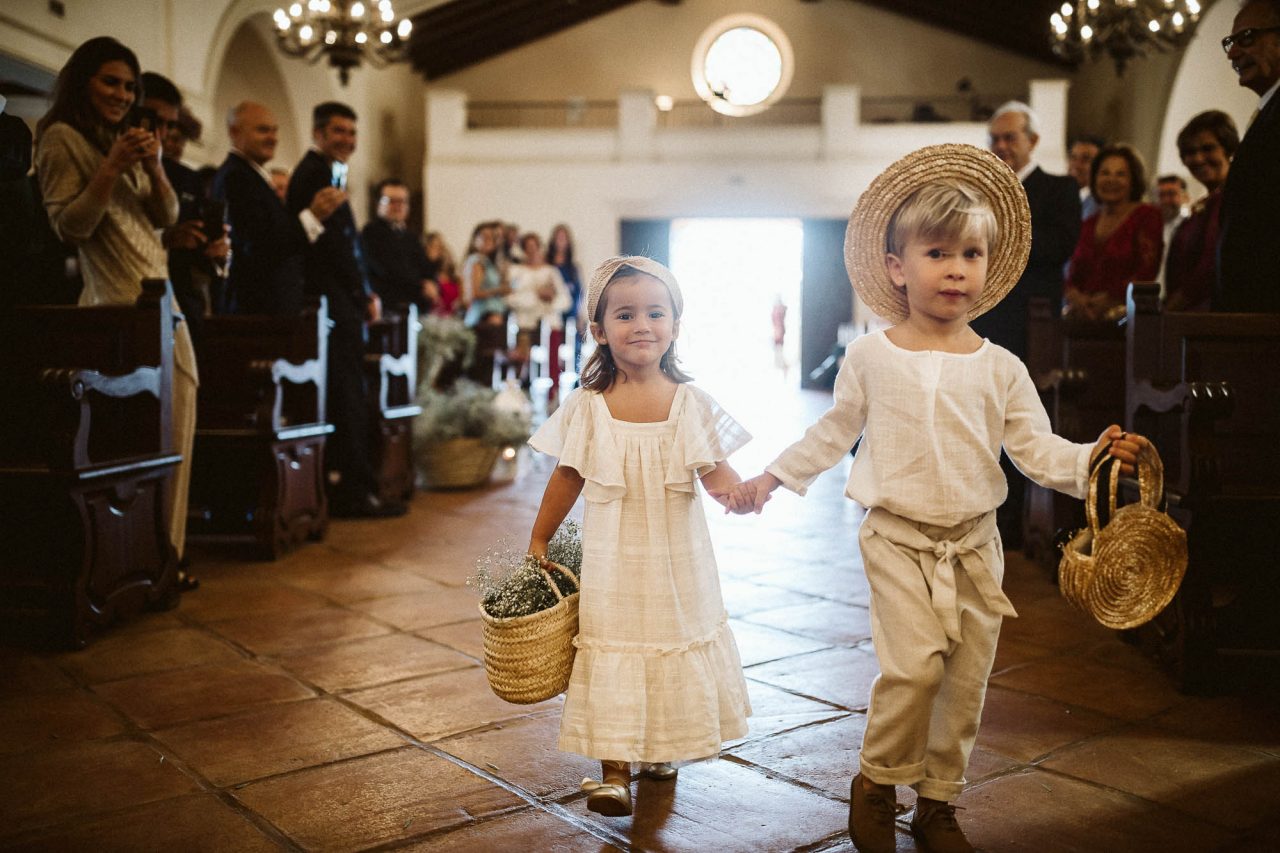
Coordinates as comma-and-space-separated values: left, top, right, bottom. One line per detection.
187, 299, 333, 559
1023, 296, 1127, 568
0, 280, 180, 647
365, 304, 422, 504
1124, 282, 1280, 690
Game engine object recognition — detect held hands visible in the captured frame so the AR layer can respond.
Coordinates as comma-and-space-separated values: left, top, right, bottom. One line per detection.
106, 127, 160, 175
1092, 425, 1150, 477
707, 472, 781, 516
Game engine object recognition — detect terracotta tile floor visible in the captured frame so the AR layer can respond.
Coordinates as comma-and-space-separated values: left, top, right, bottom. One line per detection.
2, 385, 1279, 852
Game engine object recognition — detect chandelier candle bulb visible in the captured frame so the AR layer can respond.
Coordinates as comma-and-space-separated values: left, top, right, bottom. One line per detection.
1050, 0, 1201, 73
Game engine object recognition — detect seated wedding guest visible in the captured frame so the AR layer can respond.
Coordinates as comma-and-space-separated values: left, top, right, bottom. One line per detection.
212, 101, 344, 316
461, 221, 510, 385
1166, 110, 1239, 312
362, 178, 439, 312
1065, 143, 1163, 321
140, 71, 228, 339
547, 223, 584, 372
507, 232, 571, 392
35, 36, 198, 583
425, 231, 461, 315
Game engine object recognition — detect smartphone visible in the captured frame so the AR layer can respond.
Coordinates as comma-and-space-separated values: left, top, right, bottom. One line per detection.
330, 161, 348, 190
130, 105, 159, 133
199, 198, 226, 243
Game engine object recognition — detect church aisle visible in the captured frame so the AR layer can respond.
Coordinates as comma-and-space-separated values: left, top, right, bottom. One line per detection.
1, 388, 1278, 851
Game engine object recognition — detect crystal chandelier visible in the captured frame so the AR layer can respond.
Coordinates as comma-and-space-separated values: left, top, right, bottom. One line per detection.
1050, 0, 1202, 74
272, 0, 413, 85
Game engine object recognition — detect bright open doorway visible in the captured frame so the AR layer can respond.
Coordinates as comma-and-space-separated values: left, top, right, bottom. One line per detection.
668, 218, 804, 395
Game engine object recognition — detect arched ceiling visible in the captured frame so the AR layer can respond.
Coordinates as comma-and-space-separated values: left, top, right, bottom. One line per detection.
408, 0, 1074, 80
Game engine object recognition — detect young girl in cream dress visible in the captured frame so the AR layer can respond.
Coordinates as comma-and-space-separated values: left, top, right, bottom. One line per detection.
526, 256, 752, 817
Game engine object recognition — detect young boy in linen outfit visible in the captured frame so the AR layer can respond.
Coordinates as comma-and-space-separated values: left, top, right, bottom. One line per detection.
721, 145, 1149, 853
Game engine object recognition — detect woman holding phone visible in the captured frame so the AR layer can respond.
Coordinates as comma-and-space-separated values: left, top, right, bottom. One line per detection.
35, 36, 201, 586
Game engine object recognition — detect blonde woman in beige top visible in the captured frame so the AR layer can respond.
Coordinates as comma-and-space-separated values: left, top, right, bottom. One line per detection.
35, 36, 198, 571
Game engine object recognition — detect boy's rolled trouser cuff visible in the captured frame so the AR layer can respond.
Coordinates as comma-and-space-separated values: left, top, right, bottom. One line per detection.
914, 775, 966, 803
860, 755, 926, 787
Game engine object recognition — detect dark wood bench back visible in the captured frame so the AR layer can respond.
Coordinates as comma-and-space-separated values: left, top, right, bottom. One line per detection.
365, 303, 419, 414
0, 279, 173, 469
1125, 282, 1280, 499
195, 298, 328, 433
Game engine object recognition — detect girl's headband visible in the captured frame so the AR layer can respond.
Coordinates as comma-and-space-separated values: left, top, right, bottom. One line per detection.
585, 256, 685, 323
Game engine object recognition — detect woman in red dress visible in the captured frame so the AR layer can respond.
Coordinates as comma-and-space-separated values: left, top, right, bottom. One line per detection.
1065, 143, 1163, 321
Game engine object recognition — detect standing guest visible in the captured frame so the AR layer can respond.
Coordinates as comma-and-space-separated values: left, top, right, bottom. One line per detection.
1067, 134, 1104, 220
34, 36, 198, 575
139, 71, 228, 340
1166, 111, 1239, 312
361, 178, 439, 312
1154, 174, 1190, 295
424, 231, 461, 315
163, 106, 201, 164
979, 100, 1080, 549
548, 223, 584, 371
1065, 144, 1163, 321
1217, 0, 1280, 312
507, 232, 571, 393
461, 221, 511, 385
288, 101, 404, 518
499, 221, 523, 265
212, 102, 342, 316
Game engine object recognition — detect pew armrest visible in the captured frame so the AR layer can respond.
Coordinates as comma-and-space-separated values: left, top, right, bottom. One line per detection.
38, 366, 163, 470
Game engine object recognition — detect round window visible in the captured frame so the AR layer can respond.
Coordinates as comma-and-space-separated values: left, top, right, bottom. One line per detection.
692, 14, 794, 117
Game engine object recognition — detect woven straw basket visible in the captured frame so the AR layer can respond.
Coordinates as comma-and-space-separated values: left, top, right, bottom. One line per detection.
1059, 444, 1188, 630
480, 561, 580, 704
419, 437, 499, 489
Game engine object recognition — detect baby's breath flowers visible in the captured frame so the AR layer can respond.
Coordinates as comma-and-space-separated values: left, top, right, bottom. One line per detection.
470, 520, 582, 619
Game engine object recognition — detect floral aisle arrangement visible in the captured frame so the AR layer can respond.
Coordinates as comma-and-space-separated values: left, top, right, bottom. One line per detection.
417, 314, 473, 391
470, 521, 583, 703
412, 380, 532, 489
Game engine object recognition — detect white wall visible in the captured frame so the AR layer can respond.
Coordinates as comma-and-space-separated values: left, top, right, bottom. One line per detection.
424, 83, 1069, 327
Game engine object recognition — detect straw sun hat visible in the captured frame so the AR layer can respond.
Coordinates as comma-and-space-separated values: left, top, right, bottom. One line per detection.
845, 143, 1032, 325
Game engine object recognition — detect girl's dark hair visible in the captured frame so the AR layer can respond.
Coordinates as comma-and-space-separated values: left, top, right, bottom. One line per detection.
579, 264, 693, 392
548, 223, 575, 267
38, 36, 142, 149
1089, 143, 1147, 203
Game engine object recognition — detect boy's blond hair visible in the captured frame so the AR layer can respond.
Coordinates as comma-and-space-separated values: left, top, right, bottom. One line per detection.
886, 180, 1000, 258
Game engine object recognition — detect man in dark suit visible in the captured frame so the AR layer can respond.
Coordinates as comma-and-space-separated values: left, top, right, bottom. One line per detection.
361, 178, 439, 312
140, 72, 229, 341
980, 100, 1081, 549
211, 101, 343, 316
1217, 0, 1280, 313
288, 102, 404, 518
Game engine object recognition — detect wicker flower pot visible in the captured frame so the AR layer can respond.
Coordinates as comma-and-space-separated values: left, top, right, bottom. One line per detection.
418, 437, 500, 490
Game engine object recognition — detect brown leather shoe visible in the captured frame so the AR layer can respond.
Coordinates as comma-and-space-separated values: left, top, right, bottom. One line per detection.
849, 773, 897, 853
910, 797, 974, 853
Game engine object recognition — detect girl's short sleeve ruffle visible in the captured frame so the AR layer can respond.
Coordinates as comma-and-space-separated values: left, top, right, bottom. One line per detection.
528, 390, 625, 502
665, 385, 751, 492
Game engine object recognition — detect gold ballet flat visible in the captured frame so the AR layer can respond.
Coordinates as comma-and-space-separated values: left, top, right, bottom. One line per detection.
581, 778, 632, 816
639, 762, 678, 780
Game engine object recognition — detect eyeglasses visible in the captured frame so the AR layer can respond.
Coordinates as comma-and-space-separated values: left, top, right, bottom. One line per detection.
1221, 25, 1280, 53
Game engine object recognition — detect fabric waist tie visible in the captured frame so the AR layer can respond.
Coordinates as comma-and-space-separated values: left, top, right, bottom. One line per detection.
863, 507, 1017, 645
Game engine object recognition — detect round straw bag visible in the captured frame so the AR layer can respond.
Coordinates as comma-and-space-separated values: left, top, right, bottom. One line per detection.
480, 561, 580, 704
1059, 445, 1188, 629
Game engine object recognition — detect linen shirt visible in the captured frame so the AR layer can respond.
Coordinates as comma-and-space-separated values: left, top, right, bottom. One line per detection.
766, 331, 1093, 528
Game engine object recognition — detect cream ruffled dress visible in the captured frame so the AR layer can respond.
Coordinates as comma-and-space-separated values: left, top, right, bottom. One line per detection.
529, 384, 752, 762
